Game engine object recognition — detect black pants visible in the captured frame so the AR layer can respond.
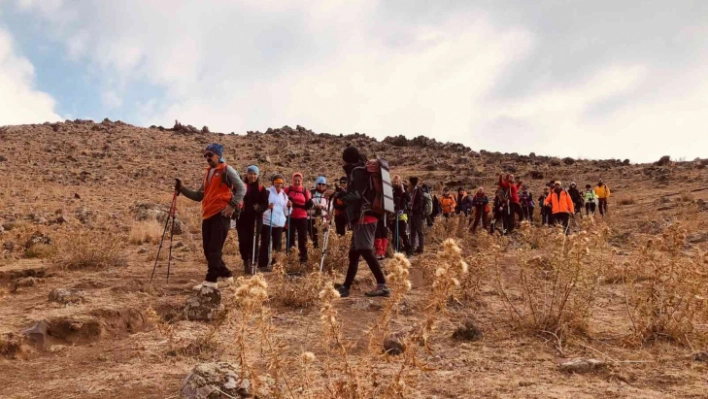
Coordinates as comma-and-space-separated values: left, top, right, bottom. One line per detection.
258, 224, 283, 268
411, 214, 425, 252
504, 205, 517, 233
389, 219, 411, 253
586, 202, 596, 215
598, 199, 608, 216
236, 214, 262, 272
202, 214, 233, 282
287, 218, 308, 262
308, 218, 320, 248
343, 223, 386, 288
521, 206, 534, 222
375, 218, 387, 239
541, 207, 552, 225
334, 214, 347, 236
554, 213, 570, 234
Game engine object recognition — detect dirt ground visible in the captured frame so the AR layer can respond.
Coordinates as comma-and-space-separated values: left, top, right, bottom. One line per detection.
1, 120, 707, 398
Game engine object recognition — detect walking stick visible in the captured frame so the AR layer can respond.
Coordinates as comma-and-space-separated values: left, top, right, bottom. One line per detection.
395, 213, 399, 253
286, 205, 292, 253
267, 210, 274, 268
319, 225, 330, 273
251, 219, 258, 275
166, 203, 177, 283
150, 191, 178, 283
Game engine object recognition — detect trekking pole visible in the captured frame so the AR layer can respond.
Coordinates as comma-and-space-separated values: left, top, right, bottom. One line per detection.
251, 219, 258, 275
267, 210, 274, 268
286, 205, 292, 254
319, 225, 330, 273
395, 214, 400, 252
165, 200, 177, 283
150, 191, 177, 283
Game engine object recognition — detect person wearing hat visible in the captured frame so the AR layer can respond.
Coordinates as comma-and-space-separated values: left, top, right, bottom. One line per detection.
331, 176, 349, 236
337, 146, 390, 298
175, 143, 246, 290
594, 179, 611, 216
409, 177, 427, 252
285, 172, 312, 263
440, 187, 457, 219
236, 165, 269, 274
544, 181, 575, 234
258, 174, 290, 270
584, 184, 598, 216
308, 176, 331, 249
568, 182, 584, 218
498, 173, 523, 232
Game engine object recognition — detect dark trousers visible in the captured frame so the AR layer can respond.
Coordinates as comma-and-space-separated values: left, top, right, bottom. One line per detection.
287, 218, 308, 261
236, 214, 261, 272
375, 218, 387, 239
258, 224, 283, 268
490, 209, 507, 235
504, 204, 518, 232
389, 219, 411, 253
586, 202, 596, 216
343, 223, 386, 288
308, 218, 320, 248
521, 206, 534, 222
411, 214, 425, 252
541, 207, 552, 225
202, 214, 233, 282
598, 199, 608, 216
554, 213, 570, 234
470, 206, 489, 232
334, 214, 347, 236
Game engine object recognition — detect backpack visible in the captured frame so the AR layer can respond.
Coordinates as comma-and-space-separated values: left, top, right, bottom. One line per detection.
286, 186, 313, 210
423, 192, 433, 216
353, 158, 395, 216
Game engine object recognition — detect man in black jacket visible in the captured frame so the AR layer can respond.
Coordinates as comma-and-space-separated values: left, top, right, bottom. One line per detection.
330, 176, 348, 236
390, 175, 412, 256
336, 147, 389, 298
236, 165, 269, 274
409, 177, 425, 254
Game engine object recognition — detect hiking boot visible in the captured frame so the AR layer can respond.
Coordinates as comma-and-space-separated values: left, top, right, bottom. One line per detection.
365, 284, 391, 298
192, 281, 218, 291
337, 285, 350, 298
219, 277, 234, 287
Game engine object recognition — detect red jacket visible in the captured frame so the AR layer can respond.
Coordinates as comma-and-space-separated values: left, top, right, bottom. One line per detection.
284, 185, 311, 219
498, 175, 522, 204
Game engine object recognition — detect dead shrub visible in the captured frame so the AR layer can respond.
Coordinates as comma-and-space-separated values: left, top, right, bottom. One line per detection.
269, 266, 325, 309
56, 231, 127, 269
128, 220, 163, 245
618, 196, 637, 206
24, 243, 56, 259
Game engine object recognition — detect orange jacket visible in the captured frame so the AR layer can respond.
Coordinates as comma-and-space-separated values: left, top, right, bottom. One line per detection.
201, 163, 234, 219
544, 189, 574, 214
440, 194, 457, 214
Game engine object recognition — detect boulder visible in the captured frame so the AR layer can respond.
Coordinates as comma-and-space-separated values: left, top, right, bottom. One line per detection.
693, 352, 708, 362
562, 157, 575, 165
452, 320, 483, 342
529, 171, 544, 180
654, 155, 671, 166
133, 202, 184, 234
559, 358, 606, 373
48, 288, 86, 305
25, 232, 51, 249
184, 286, 223, 321
181, 362, 274, 399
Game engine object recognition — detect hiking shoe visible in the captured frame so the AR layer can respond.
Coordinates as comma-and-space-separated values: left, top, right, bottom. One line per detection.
337, 285, 350, 298
365, 284, 391, 297
219, 277, 234, 287
192, 281, 218, 291
376, 254, 385, 260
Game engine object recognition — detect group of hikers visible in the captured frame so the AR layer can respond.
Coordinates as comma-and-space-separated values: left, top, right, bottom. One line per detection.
173, 142, 611, 298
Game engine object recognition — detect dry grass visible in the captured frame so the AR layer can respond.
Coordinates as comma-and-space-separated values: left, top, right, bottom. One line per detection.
128, 220, 164, 245
55, 231, 127, 269
24, 243, 57, 259
618, 196, 637, 205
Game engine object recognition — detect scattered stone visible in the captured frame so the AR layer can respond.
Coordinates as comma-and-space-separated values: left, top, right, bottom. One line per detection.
2, 221, 16, 231
529, 171, 544, 180
655, 155, 671, 166
22, 321, 48, 350
623, 159, 631, 165
550, 158, 562, 166
138, 247, 148, 254
562, 157, 575, 165
74, 207, 94, 224
452, 320, 483, 342
181, 362, 274, 399
24, 232, 51, 249
2, 241, 14, 251
74, 193, 81, 199
14, 277, 37, 288
184, 286, 223, 322
48, 288, 86, 305
0, 155, 7, 162
559, 358, 606, 373
693, 352, 708, 362
383, 334, 406, 355
133, 202, 184, 234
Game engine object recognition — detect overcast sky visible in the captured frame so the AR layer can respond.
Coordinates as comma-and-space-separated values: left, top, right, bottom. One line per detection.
1, 0, 706, 162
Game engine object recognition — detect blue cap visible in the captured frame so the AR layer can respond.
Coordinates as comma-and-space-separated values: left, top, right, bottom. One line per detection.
247, 165, 259, 175
315, 176, 327, 186
205, 143, 225, 163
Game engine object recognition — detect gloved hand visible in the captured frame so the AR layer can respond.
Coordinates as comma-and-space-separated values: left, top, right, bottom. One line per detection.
174, 178, 182, 194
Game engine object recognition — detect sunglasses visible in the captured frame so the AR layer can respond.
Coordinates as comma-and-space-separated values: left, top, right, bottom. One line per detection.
317, 183, 326, 186
204, 152, 215, 158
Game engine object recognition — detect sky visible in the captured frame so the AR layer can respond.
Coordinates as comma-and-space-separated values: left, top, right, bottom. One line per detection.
0, 0, 706, 163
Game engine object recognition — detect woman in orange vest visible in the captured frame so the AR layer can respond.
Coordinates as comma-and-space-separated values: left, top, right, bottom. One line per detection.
175, 143, 246, 290
440, 188, 457, 219
544, 181, 575, 234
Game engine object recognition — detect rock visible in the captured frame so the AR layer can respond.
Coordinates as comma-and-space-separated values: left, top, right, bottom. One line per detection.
622, 159, 631, 165
48, 288, 86, 305
184, 286, 223, 322
529, 171, 544, 180
181, 362, 274, 399
14, 277, 37, 288
54, 215, 69, 224
201, 126, 210, 133
383, 335, 406, 355
22, 320, 48, 349
550, 158, 562, 166
25, 232, 51, 249
3, 241, 14, 251
452, 320, 483, 342
133, 202, 184, 234
138, 247, 148, 254
687, 232, 708, 244
562, 157, 575, 165
654, 155, 671, 166
559, 358, 606, 373
0, 155, 7, 162
693, 352, 708, 362
74, 207, 94, 224
74, 193, 81, 199
2, 221, 16, 231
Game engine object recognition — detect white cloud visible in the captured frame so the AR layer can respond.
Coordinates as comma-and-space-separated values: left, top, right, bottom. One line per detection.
9, 0, 708, 162
0, 28, 61, 125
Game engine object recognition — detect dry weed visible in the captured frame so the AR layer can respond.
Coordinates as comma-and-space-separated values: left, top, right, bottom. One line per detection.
55, 231, 127, 269
128, 220, 163, 245
269, 266, 325, 308
24, 243, 57, 259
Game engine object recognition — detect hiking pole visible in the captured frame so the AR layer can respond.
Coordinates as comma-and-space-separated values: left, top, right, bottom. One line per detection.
319, 225, 330, 273
267, 210, 274, 268
150, 191, 177, 283
395, 214, 399, 253
251, 219, 258, 275
165, 202, 177, 283
286, 205, 292, 254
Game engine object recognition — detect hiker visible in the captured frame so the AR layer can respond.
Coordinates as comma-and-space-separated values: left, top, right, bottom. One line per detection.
258, 174, 290, 270
175, 143, 246, 290
455, 187, 467, 215
285, 172, 312, 263
428, 186, 440, 227
459, 191, 474, 217
337, 147, 390, 298
538, 187, 552, 225
390, 175, 412, 256
584, 184, 598, 216
519, 185, 535, 222
594, 179, 611, 216
374, 217, 388, 260
568, 182, 584, 218
469, 187, 490, 233
498, 174, 523, 231
236, 165, 269, 274
331, 177, 348, 236
545, 181, 574, 234
440, 188, 457, 219
409, 177, 426, 254
308, 176, 330, 249
490, 189, 509, 235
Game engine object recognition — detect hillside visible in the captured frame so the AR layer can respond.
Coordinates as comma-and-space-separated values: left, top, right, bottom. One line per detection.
1, 119, 707, 398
